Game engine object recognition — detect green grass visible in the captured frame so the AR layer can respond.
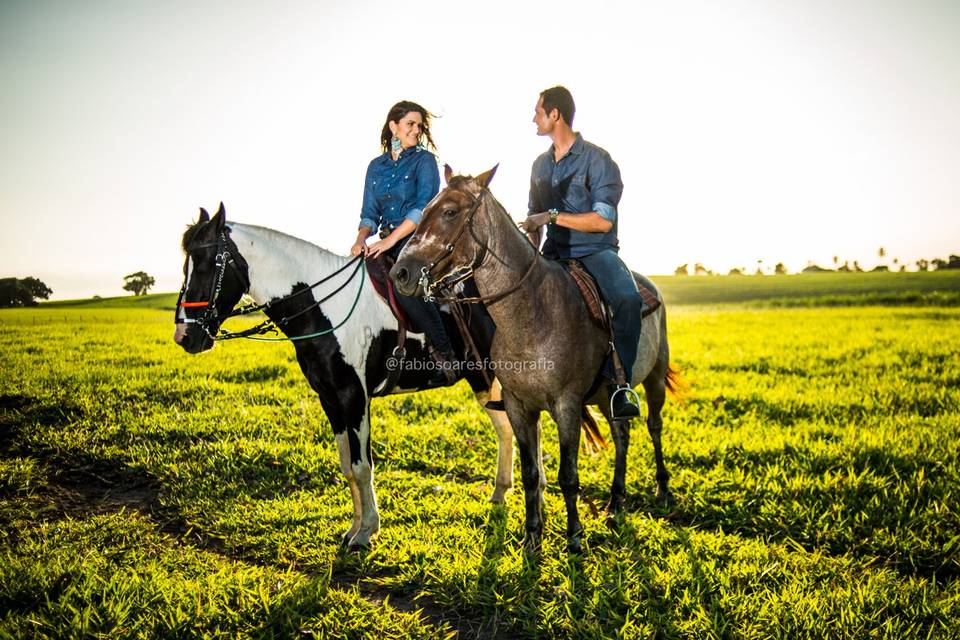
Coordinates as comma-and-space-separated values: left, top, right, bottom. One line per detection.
653, 270, 960, 306
1, 289, 959, 637
40, 292, 178, 310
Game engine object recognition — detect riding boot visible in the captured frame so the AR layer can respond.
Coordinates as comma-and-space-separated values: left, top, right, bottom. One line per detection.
608, 384, 640, 419
427, 348, 458, 386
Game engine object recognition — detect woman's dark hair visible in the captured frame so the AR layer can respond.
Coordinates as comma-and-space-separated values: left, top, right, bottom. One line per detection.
380, 100, 436, 152
540, 86, 575, 126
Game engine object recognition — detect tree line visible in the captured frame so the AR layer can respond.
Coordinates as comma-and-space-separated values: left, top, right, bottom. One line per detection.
675, 250, 960, 276
0, 271, 157, 307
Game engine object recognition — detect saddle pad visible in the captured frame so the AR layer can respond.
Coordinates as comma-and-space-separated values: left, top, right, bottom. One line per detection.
562, 260, 662, 330
365, 255, 420, 334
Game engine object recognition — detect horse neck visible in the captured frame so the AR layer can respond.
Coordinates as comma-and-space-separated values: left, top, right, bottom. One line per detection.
228, 223, 351, 304
472, 198, 563, 328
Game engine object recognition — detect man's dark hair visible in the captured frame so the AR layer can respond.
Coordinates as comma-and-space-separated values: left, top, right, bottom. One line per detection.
540, 86, 575, 126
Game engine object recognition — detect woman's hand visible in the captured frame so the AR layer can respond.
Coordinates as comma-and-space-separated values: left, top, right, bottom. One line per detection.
350, 241, 368, 257
366, 237, 396, 259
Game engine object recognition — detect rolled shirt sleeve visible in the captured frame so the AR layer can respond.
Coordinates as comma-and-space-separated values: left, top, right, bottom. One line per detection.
405, 154, 441, 225
359, 162, 380, 232
589, 151, 623, 223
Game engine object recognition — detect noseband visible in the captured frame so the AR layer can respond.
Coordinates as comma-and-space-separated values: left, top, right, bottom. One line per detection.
417, 188, 537, 305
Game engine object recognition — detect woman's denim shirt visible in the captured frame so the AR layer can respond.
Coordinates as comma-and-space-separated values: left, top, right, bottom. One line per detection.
359, 146, 440, 233
527, 133, 623, 259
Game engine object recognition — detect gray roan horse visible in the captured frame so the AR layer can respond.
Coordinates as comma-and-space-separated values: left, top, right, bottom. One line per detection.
391, 166, 681, 554
172, 203, 585, 549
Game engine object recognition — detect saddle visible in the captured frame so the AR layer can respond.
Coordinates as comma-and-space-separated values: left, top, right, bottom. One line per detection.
365, 254, 420, 334
561, 259, 662, 331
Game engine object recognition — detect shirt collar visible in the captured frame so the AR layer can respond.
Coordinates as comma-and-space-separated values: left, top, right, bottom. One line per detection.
550, 132, 584, 160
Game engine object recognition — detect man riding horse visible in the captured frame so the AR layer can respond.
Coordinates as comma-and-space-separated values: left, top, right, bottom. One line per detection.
520, 86, 644, 419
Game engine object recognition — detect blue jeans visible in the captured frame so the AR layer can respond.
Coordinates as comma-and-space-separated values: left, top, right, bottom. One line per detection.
388, 237, 454, 357
579, 250, 643, 384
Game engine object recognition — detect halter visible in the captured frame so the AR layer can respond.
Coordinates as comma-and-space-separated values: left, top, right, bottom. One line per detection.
177, 228, 365, 342
417, 187, 538, 305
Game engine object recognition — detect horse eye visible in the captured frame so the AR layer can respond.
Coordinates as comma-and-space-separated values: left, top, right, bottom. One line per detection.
443, 208, 458, 219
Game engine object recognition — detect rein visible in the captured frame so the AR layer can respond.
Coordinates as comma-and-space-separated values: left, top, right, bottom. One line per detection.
177, 229, 366, 342
419, 188, 538, 305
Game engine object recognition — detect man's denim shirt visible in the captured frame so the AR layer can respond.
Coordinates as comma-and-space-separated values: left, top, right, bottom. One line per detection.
359, 146, 440, 234
527, 133, 623, 259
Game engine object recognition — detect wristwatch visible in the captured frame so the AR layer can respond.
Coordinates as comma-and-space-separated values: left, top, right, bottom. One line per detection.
548, 208, 559, 224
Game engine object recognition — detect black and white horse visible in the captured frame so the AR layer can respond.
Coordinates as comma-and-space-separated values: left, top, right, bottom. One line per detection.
173, 204, 520, 549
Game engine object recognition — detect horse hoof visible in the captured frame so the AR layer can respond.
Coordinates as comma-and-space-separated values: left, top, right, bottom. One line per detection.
488, 486, 510, 504
522, 532, 542, 555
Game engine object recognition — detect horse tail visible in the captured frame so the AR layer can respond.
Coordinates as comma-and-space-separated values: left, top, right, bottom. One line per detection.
665, 363, 690, 402
581, 407, 609, 454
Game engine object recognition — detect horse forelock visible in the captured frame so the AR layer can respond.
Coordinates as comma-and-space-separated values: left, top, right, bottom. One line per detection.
181, 221, 207, 253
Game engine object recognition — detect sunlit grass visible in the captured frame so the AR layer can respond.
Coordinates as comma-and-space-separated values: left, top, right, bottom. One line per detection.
1, 297, 959, 637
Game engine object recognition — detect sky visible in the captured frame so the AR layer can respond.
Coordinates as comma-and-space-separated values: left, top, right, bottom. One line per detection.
1, 0, 958, 299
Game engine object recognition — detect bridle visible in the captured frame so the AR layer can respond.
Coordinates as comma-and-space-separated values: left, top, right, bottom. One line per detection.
176, 229, 250, 339
176, 228, 365, 342
417, 187, 538, 305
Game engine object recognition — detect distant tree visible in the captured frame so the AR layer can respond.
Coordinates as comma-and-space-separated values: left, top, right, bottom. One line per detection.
774, 262, 788, 275
0, 277, 53, 307
838, 261, 852, 273
932, 258, 948, 270
947, 255, 960, 269
123, 271, 155, 296
878, 247, 886, 259
694, 263, 712, 276
674, 264, 689, 276
900, 265, 906, 272
916, 259, 930, 271
802, 263, 830, 273
728, 267, 744, 276
871, 265, 889, 272
832, 255, 839, 268
853, 261, 864, 272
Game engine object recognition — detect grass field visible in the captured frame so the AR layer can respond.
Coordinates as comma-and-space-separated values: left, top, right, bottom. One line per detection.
2, 272, 959, 638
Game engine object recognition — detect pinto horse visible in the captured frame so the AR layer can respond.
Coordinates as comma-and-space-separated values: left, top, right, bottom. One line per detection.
173, 203, 529, 549
391, 167, 680, 554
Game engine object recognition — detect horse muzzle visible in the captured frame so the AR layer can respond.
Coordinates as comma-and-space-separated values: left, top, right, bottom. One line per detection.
173, 322, 215, 354
389, 258, 427, 297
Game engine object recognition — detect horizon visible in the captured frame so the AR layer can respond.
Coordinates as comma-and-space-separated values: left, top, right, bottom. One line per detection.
2, 0, 959, 300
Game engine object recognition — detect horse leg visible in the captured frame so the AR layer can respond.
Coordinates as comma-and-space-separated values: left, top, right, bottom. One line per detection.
334, 431, 363, 547
553, 398, 585, 554
597, 397, 631, 516
504, 391, 543, 553
642, 372, 673, 505
346, 400, 381, 548
475, 378, 514, 503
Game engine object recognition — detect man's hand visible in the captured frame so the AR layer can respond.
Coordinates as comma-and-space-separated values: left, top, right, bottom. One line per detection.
519, 212, 552, 233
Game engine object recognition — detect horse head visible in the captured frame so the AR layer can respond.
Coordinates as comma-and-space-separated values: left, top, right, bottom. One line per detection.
390, 164, 499, 298
173, 203, 251, 353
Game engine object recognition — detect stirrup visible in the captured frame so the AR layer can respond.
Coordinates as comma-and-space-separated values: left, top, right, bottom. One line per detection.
609, 385, 641, 419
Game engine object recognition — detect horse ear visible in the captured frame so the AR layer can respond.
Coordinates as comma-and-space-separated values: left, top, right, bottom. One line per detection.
475, 163, 499, 188
198, 208, 210, 223
444, 164, 454, 184
212, 202, 226, 231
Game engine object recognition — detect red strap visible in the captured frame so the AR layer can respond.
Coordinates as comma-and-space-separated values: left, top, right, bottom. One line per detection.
179, 301, 209, 308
